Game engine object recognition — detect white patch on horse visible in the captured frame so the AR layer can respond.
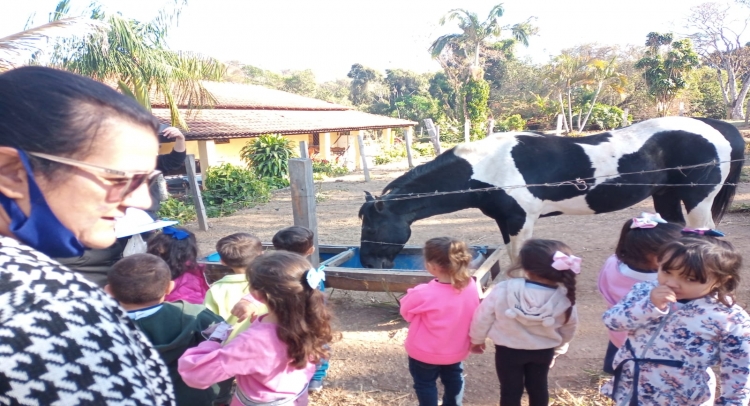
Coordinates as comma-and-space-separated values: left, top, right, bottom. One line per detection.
454, 134, 545, 216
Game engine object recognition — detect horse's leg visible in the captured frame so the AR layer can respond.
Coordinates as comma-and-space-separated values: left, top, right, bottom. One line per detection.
652, 190, 685, 224
684, 195, 718, 229
507, 214, 537, 263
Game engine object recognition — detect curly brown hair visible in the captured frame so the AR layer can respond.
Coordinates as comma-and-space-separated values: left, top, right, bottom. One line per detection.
248, 251, 336, 368
146, 227, 198, 280
506, 239, 577, 322
658, 236, 742, 307
423, 237, 472, 290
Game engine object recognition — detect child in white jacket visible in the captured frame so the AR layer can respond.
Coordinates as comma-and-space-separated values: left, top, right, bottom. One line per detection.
470, 239, 579, 406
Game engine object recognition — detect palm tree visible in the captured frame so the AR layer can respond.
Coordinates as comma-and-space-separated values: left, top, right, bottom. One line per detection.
49, 0, 225, 128
546, 54, 589, 132
429, 4, 531, 77
0, 17, 104, 72
578, 57, 627, 131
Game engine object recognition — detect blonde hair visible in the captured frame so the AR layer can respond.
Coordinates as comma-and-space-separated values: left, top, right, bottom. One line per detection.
423, 237, 472, 290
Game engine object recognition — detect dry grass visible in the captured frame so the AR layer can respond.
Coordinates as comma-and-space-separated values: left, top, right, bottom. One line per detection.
309, 387, 413, 406
550, 370, 614, 406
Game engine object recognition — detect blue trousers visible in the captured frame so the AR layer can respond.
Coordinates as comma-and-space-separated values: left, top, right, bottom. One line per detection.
408, 357, 464, 406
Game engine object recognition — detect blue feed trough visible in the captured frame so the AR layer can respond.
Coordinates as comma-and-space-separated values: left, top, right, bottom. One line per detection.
200, 244, 502, 293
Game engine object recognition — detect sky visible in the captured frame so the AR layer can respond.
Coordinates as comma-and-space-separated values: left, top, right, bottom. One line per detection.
1, 0, 745, 82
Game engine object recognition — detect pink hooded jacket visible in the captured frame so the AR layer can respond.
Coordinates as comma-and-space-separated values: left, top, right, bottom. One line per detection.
178, 316, 315, 406
165, 263, 209, 305
400, 278, 480, 365
597, 254, 658, 347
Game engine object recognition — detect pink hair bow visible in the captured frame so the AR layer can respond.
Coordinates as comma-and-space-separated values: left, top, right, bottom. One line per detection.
551, 251, 581, 274
630, 212, 667, 229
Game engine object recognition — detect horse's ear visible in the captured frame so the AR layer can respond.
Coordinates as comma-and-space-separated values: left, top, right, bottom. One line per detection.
364, 191, 375, 202
375, 200, 385, 212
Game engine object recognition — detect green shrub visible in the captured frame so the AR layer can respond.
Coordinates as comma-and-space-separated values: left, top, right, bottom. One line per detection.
588, 104, 625, 130
158, 197, 196, 223
496, 114, 526, 132
240, 134, 295, 179
312, 158, 349, 177
201, 163, 270, 217
410, 142, 435, 157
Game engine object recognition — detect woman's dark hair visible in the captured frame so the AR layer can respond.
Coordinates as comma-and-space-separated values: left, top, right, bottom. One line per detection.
658, 236, 742, 307
423, 237, 472, 290
147, 228, 200, 280
272, 226, 314, 255
507, 239, 577, 322
616, 219, 683, 270
0, 66, 159, 177
248, 251, 336, 368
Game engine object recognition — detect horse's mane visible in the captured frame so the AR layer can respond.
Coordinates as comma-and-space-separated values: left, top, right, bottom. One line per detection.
381, 149, 460, 196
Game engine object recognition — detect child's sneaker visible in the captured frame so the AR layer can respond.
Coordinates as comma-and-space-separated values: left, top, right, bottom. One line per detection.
308, 380, 323, 392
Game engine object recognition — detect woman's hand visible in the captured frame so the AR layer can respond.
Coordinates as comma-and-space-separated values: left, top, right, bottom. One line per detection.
650, 285, 676, 311
161, 127, 186, 152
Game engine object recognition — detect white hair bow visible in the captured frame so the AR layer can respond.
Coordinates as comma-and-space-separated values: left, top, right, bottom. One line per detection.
551, 251, 581, 274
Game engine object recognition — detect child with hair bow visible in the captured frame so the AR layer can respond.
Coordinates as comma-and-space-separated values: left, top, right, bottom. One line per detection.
597, 213, 682, 374
147, 226, 210, 304
469, 239, 579, 406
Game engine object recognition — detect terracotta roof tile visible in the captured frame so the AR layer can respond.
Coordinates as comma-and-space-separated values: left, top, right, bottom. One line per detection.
151, 81, 350, 111
152, 108, 416, 140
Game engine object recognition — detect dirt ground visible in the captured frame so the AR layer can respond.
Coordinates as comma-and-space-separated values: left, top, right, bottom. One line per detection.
184, 157, 750, 406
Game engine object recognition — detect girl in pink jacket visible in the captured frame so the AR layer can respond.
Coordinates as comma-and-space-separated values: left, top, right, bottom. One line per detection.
148, 226, 209, 304
400, 237, 480, 406
597, 213, 681, 374
178, 251, 335, 406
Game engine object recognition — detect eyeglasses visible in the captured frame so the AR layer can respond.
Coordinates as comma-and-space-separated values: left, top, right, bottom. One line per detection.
27, 152, 161, 201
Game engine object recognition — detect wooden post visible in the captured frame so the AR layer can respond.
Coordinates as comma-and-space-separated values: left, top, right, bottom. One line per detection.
185, 154, 208, 231
435, 126, 442, 155
299, 140, 309, 159
356, 133, 370, 182
621, 108, 630, 127
464, 119, 471, 143
404, 127, 415, 168
556, 114, 564, 136
289, 159, 320, 267
487, 119, 495, 137
678, 102, 685, 116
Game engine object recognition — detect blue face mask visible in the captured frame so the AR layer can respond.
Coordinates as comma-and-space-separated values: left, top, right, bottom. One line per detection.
0, 150, 85, 257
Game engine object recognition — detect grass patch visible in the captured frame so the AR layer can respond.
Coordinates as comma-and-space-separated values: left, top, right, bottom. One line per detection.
551, 370, 613, 406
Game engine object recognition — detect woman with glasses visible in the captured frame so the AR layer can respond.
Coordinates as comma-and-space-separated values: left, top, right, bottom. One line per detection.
0, 67, 174, 405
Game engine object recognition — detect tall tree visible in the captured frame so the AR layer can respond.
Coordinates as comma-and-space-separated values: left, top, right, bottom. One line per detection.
578, 57, 626, 131
429, 4, 531, 76
635, 32, 699, 117
429, 4, 533, 137
687, 2, 750, 119
347, 63, 382, 106
49, 0, 224, 128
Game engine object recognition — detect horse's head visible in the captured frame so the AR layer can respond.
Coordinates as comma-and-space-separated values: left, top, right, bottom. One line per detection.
358, 191, 411, 269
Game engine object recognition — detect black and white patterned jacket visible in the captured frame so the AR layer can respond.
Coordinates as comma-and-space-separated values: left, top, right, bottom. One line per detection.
0, 236, 175, 405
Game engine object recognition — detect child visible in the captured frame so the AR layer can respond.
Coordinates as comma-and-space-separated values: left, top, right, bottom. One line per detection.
271, 226, 329, 392
147, 226, 209, 304
105, 253, 230, 406
178, 251, 335, 406
204, 233, 266, 325
597, 213, 682, 373
272, 226, 316, 258
470, 239, 579, 406
400, 237, 480, 406
601, 237, 750, 405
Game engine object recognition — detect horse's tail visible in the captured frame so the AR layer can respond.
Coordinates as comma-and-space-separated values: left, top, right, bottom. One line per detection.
694, 118, 745, 223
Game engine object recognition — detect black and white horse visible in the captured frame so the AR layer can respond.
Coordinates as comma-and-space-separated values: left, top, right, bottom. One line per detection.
358, 117, 745, 269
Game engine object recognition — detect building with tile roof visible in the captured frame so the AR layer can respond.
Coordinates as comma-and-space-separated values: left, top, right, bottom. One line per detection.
152, 81, 416, 171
